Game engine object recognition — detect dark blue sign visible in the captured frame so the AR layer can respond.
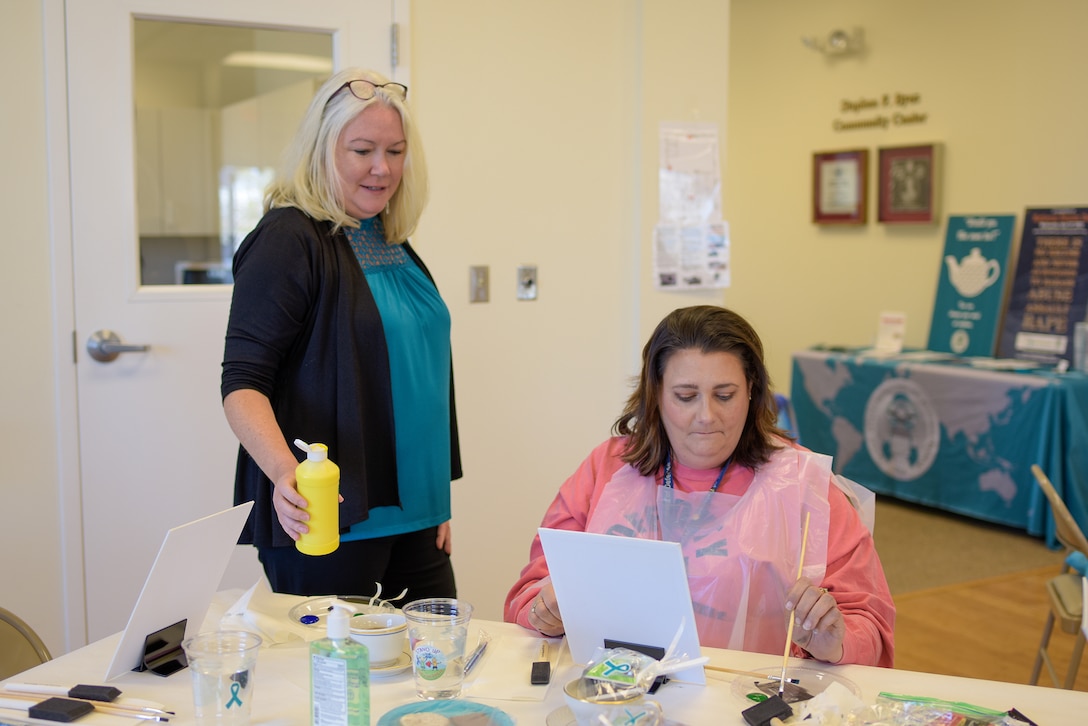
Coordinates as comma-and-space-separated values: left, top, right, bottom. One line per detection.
999, 207, 1088, 365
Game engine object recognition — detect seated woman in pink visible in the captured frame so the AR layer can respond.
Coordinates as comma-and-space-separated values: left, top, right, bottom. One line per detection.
504, 305, 895, 667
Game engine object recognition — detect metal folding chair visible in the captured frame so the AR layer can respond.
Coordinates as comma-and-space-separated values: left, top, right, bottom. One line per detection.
1028, 465, 1088, 689
0, 606, 52, 679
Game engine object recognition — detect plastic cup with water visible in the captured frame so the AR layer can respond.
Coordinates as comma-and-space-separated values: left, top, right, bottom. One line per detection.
403, 598, 473, 700
182, 630, 262, 725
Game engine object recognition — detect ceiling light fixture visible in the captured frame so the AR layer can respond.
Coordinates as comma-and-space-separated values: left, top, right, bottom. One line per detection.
222, 51, 332, 73
802, 28, 865, 58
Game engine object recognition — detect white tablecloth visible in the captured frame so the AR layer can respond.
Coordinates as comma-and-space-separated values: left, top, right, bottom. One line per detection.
2, 588, 1086, 725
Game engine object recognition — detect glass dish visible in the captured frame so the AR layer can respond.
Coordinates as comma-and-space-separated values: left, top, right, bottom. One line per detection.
287, 596, 361, 627
545, 706, 684, 726
729, 664, 861, 705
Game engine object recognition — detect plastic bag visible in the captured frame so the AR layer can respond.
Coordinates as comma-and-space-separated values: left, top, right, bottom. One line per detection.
581, 647, 661, 692
837, 692, 1021, 725
579, 622, 709, 693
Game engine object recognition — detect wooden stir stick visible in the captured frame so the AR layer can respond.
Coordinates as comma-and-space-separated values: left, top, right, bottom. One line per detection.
779, 510, 811, 697
703, 664, 799, 684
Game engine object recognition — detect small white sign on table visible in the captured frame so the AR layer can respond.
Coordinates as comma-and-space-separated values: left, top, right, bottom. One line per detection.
859, 311, 907, 359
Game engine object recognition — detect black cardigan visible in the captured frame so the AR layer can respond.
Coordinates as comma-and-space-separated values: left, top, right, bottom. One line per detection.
221, 207, 462, 548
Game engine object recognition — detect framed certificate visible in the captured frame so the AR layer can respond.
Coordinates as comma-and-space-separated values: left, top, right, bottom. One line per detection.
812, 149, 868, 224
877, 143, 939, 223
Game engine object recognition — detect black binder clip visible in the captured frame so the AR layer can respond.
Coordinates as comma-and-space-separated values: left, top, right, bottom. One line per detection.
134, 618, 188, 676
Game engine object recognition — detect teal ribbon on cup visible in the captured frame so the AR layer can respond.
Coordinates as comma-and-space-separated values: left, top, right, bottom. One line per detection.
226, 682, 243, 709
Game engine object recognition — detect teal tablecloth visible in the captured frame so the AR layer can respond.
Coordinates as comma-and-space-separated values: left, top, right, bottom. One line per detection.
790, 349, 1088, 548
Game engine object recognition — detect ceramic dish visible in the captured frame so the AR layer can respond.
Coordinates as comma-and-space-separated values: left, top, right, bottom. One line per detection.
370, 651, 411, 679
729, 664, 861, 705
350, 611, 407, 667
377, 700, 514, 725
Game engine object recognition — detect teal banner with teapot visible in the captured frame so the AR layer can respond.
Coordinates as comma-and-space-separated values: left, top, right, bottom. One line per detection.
927, 215, 1015, 357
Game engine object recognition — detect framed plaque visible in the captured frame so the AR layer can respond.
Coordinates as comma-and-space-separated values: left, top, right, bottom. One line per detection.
877, 143, 939, 223
812, 148, 868, 224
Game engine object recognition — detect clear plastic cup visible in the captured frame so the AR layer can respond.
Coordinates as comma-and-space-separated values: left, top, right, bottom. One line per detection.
182, 630, 262, 725
403, 598, 473, 699
1074, 322, 1088, 373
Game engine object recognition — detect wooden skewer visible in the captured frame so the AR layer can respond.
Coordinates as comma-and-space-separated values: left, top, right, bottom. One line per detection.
779, 511, 811, 697
703, 664, 800, 684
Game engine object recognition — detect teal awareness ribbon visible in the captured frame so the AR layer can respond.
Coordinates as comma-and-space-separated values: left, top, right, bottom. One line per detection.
226, 682, 243, 709
601, 659, 631, 676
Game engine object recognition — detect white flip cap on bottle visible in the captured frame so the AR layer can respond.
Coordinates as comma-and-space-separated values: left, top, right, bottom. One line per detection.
294, 438, 328, 462
327, 604, 351, 639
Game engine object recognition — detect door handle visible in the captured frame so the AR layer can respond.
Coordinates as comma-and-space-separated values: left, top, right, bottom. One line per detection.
86, 329, 151, 363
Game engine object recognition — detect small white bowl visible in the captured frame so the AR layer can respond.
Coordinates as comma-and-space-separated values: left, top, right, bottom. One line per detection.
349, 611, 407, 667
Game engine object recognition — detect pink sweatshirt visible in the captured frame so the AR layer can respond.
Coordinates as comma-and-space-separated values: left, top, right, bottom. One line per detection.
504, 437, 895, 667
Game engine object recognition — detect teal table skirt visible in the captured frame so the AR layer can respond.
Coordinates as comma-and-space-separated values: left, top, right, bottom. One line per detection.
790, 349, 1088, 549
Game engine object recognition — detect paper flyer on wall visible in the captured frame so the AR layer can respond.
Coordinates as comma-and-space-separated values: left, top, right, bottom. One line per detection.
653, 222, 730, 290
927, 215, 1015, 357
999, 207, 1088, 365
655, 122, 729, 291
659, 122, 721, 225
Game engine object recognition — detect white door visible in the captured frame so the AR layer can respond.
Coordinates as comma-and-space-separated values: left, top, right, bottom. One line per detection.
67, 0, 395, 641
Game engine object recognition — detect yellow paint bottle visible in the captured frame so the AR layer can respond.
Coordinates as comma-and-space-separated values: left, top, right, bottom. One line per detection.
294, 439, 340, 556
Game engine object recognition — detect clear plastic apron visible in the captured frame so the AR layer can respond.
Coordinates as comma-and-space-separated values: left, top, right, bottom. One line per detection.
585, 446, 832, 654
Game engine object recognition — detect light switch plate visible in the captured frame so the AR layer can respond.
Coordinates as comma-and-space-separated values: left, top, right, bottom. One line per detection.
517, 265, 538, 300
469, 265, 489, 303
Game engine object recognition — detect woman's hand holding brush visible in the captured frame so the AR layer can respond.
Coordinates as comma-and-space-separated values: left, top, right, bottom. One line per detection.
784, 577, 845, 664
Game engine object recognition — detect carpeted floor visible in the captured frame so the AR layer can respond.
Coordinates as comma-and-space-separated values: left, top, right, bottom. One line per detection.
872, 496, 1062, 595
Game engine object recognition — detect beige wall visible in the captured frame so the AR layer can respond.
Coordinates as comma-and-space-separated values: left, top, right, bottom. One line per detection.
1, 0, 68, 653
411, 0, 731, 622
411, 0, 642, 621
6, 0, 1088, 654
725, 0, 1088, 389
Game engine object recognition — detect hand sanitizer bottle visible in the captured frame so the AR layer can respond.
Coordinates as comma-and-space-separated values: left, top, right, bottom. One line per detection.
311, 604, 369, 726
294, 439, 340, 556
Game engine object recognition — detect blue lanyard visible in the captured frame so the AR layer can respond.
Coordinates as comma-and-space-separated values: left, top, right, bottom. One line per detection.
662, 451, 732, 492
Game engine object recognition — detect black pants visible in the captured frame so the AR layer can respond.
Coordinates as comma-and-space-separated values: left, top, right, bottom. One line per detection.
257, 525, 456, 601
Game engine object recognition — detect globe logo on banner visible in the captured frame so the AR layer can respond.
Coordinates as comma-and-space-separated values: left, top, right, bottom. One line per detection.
950, 328, 970, 354
863, 378, 940, 481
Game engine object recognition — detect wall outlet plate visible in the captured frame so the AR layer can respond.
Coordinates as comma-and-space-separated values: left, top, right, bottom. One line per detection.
517, 265, 538, 300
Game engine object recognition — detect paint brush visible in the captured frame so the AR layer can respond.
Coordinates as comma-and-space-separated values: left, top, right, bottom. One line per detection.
779, 511, 811, 698
0, 693, 169, 722
2, 684, 173, 715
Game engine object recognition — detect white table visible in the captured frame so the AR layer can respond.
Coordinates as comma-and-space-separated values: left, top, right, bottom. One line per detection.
3, 590, 1086, 725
